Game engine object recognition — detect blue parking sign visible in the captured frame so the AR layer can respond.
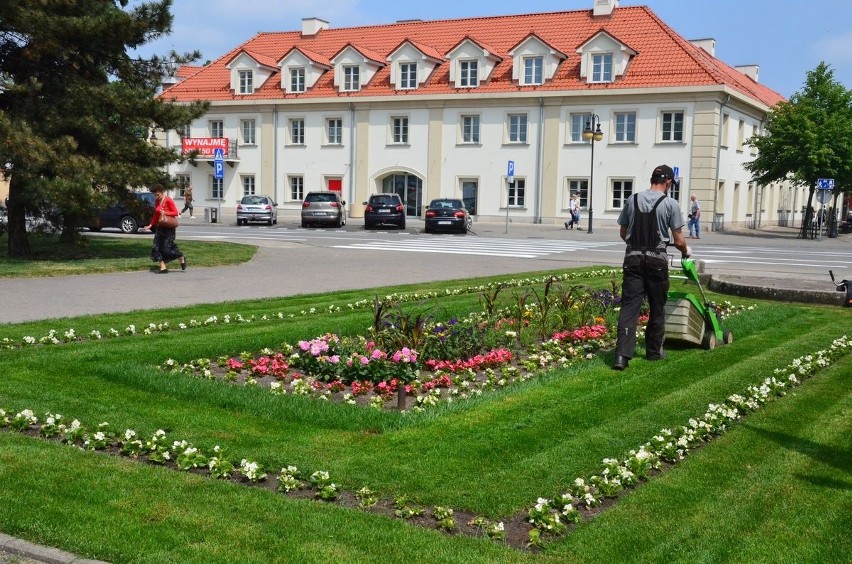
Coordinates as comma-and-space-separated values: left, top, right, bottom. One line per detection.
214, 160, 224, 179
507, 160, 515, 177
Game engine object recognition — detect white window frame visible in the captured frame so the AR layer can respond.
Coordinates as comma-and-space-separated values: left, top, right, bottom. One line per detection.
567, 178, 589, 210
399, 62, 417, 89
290, 67, 306, 93
614, 112, 636, 143
591, 53, 613, 83
326, 118, 343, 145
343, 65, 360, 91
737, 119, 746, 150
660, 111, 685, 142
459, 59, 478, 88
289, 118, 305, 145
611, 179, 634, 209
290, 176, 304, 201
507, 113, 528, 144
211, 176, 223, 199
461, 114, 480, 144
238, 70, 254, 94
175, 174, 190, 197
569, 113, 592, 144
209, 120, 224, 138
241, 119, 256, 145
242, 175, 256, 196
507, 177, 526, 207
177, 124, 190, 138
391, 116, 409, 144
522, 56, 543, 85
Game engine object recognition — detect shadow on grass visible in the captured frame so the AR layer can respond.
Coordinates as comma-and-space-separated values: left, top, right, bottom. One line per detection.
743, 424, 852, 491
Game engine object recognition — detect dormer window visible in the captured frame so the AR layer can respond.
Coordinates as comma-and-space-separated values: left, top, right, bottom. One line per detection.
279, 47, 331, 94
343, 65, 360, 91
576, 31, 636, 85
523, 56, 543, 85
387, 40, 442, 91
592, 53, 613, 82
459, 60, 478, 87
446, 38, 501, 89
509, 35, 566, 87
238, 70, 253, 94
399, 63, 417, 89
226, 50, 275, 95
290, 68, 306, 93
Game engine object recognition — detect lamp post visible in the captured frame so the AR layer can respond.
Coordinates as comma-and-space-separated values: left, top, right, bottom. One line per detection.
582, 115, 604, 234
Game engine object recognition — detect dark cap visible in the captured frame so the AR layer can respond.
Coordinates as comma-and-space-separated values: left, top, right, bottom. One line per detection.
651, 165, 675, 182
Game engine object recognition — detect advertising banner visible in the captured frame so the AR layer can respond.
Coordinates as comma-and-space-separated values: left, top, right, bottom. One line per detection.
181, 138, 229, 157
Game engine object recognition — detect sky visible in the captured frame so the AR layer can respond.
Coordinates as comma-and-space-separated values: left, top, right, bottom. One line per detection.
135, 0, 852, 99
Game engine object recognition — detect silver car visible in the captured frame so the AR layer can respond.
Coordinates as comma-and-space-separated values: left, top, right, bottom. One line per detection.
301, 191, 347, 228
237, 195, 278, 226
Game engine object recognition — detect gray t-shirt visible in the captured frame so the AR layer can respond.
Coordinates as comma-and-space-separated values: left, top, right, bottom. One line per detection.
617, 190, 685, 249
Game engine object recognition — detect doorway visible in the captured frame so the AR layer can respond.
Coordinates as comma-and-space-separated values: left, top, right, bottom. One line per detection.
381, 173, 422, 216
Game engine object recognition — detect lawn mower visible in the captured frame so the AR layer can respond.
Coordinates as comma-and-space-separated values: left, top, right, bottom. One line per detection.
829, 270, 852, 307
664, 257, 733, 350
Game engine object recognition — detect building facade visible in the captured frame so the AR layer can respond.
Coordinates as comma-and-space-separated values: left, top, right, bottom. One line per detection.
160, 0, 795, 228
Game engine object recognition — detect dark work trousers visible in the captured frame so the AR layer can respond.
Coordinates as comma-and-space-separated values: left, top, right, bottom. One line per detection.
615, 253, 669, 359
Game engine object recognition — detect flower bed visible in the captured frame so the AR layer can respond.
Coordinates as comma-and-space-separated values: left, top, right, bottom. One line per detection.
4, 334, 849, 550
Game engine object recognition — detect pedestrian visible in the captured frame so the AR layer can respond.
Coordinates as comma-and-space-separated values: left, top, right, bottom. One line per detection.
612, 165, 691, 370
688, 194, 701, 238
144, 183, 186, 273
180, 184, 195, 218
565, 192, 581, 230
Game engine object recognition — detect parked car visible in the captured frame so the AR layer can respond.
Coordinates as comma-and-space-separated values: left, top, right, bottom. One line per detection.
363, 193, 405, 229
237, 195, 278, 226
88, 192, 155, 234
301, 191, 346, 228
424, 198, 472, 234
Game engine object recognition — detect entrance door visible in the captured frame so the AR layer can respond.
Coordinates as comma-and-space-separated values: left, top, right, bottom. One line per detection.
462, 180, 478, 215
382, 173, 422, 216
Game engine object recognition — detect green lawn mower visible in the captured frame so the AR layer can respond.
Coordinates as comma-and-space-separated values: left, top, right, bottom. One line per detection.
665, 257, 733, 350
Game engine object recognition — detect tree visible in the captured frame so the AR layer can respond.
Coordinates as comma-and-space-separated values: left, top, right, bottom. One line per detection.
746, 63, 852, 238
0, 0, 208, 256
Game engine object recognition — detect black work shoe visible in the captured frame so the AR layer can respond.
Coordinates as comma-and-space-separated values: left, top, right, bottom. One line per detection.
612, 355, 629, 370
646, 350, 668, 361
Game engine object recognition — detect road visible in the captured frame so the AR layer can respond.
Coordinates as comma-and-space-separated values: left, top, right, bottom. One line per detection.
2, 219, 850, 324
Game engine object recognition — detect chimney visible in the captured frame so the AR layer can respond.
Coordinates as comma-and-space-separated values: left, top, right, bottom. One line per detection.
735, 65, 760, 82
593, 0, 619, 17
301, 17, 329, 37
689, 38, 716, 57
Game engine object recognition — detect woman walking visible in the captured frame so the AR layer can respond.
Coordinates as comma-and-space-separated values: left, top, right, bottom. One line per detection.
144, 183, 186, 273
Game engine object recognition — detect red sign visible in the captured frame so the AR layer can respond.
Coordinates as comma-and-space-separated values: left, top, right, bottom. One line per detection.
181, 137, 228, 157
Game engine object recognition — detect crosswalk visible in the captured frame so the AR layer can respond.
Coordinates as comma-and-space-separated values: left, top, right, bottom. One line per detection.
333, 237, 617, 259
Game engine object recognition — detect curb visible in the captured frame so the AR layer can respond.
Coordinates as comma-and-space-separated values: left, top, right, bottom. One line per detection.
708, 276, 845, 306
0, 533, 107, 564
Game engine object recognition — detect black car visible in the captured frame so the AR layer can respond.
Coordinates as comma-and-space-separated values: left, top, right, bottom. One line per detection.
424, 198, 472, 234
89, 192, 156, 234
363, 193, 405, 229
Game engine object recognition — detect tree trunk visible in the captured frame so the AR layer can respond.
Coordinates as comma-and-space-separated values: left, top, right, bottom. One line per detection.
59, 215, 83, 244
6, 177, 31, 257
798, 186, 817, 239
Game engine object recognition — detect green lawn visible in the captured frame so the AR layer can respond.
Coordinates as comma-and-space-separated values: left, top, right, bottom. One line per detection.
0, 234, 256, 277
0, 270, 850, 563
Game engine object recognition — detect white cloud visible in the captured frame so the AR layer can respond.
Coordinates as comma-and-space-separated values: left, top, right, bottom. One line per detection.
813, 31, 852, 64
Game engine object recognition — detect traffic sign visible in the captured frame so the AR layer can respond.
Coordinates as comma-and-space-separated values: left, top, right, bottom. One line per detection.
214, 160, 224, 179
507, 160, 515, 177
673, 166, 679, 178
213, 148, 225, 161
817, 178, 834, 190
817, 190, 832, 205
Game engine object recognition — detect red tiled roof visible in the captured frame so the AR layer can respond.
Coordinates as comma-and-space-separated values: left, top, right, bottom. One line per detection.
175, 65, 203, 79
162, 6, 784, 107
227, 49, 278, 69
281, 46, 332, 67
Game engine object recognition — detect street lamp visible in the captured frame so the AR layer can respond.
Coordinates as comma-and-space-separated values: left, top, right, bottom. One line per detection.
582, 115, 604, 234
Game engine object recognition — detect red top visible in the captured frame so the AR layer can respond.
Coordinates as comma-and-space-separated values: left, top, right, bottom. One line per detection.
151, 196, 178, 226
